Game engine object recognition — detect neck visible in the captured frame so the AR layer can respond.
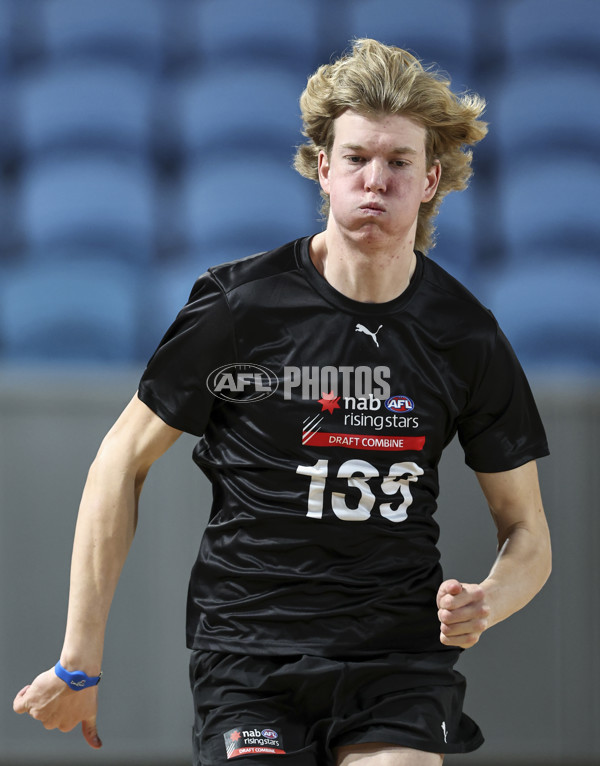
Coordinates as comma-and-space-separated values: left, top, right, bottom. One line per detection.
310, 229, 417, 303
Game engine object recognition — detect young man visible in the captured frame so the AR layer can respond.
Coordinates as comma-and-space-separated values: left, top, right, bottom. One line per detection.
14, 40, 551, 766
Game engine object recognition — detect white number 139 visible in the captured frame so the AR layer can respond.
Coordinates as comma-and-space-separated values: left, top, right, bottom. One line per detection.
296, 459, 424, 523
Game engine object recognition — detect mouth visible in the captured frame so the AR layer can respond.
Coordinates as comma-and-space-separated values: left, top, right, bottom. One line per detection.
360, 202, 386, 214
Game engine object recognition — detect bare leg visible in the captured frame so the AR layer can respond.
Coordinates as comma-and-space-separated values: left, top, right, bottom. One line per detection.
336, 742, 444, 766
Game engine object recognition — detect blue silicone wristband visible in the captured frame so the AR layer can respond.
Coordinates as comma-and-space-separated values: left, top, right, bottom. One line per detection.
54, 661, 102, 690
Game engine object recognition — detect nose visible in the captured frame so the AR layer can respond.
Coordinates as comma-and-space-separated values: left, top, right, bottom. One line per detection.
364, 159, 387, 193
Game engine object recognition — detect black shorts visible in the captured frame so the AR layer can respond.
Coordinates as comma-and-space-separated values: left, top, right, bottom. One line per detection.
189, 650, 484, 765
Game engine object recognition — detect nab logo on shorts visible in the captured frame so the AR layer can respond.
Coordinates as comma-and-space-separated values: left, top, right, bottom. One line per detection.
207, 364, 279, 402
385, 395, 415, 413
223, 725, 286, 759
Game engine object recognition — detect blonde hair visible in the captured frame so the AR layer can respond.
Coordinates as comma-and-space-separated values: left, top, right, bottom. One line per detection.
294, 38, 488, 253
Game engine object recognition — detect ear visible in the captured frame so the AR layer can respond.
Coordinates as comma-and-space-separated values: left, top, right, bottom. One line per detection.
422, 159, 441, 203
318, 150, 331, 194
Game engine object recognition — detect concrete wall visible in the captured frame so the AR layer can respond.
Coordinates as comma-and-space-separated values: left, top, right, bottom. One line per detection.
0, 369, 598, 765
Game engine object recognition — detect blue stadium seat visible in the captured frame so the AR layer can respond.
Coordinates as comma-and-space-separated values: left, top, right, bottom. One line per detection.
180, 157, 319, 258
484, 262, 600, 376
41, 0, 164, 72
21, 154, 156, 263
17, 62, 155, 157
499, 159, 600, 262
495, 68, 600, 157
196, 0, 319, 72
0, 0, 12, 73
141, 260, 204, 358
429, 188, 477, 285
0, 174, 20, 260
505, 0, 600, 70
0, 260, 142, 363
160, 0, 202, 72
174, 65, 305, 161
348, 0, 474, 88
8, 0, 46, 69
0, 70, 18, 165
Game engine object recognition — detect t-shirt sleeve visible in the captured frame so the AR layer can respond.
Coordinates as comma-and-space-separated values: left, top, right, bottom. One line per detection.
137, 272, 236, 436
457, 324, 549, 473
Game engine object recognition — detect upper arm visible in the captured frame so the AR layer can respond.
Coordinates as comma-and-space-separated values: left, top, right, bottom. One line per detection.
95, 393, 183, 481
475, 460, 549, 546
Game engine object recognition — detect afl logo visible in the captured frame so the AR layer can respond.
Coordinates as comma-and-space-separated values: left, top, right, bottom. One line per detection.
261, 729, 278, 739
385, 395, 415, 413
207, 363, 279, 402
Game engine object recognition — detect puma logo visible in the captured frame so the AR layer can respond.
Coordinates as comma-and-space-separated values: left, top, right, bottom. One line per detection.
441, 722, 448, 743
355, 323, 383, 348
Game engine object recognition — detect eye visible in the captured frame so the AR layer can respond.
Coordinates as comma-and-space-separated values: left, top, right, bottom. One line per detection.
392, 159, 410, 167
346, 155, 365, 164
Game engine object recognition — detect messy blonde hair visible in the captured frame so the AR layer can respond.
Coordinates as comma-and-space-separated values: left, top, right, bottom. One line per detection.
294, 38, 488, 253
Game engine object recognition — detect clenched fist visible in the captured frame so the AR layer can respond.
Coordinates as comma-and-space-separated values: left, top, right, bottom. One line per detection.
13, 668, 102, 748
437, 579, 491, 649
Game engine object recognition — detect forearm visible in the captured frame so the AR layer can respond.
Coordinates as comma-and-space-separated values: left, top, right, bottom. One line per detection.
13, 396, 181, 744
439, 462, 551, 648
60, 451, 143, 673
481, 521, 551, 629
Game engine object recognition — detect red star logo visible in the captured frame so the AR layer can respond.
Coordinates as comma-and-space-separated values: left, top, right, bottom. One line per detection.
318, 390, 341, 414
230, 731, 241, 742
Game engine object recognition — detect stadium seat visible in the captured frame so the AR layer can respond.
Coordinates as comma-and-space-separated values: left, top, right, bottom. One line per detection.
504, 0, 600, 71
348, 0, 474, 88
196, 0, 320, 72
141, 259, 204, 358
0, 0, 12, 73
495, 67, 600, 157
0, 71, 18, 165
499, 159, 600, 263
428, 187, 476, 282
20, 154, 156, 263
41, 0, 164, 72
8, 0, 46, 69
0, 260, 143, 363
180, 156, 319, 257
0, 174, 20, 261
17, 61, 156, 157
484, 262, 600, 376
160, 0, 203, 73
174, 65, 305, 161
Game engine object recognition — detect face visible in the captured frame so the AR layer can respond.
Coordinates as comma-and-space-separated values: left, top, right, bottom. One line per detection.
318, 110, 441, 249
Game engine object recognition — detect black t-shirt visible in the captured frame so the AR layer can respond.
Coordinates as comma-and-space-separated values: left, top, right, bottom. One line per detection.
138, 236, 549, 657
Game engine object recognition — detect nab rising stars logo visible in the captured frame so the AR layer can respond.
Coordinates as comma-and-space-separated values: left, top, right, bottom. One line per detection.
303, 389, 423, 452
223, 726, 286, 760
